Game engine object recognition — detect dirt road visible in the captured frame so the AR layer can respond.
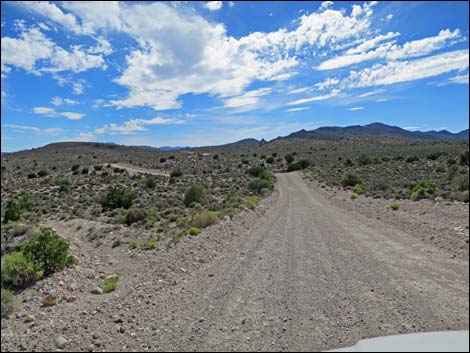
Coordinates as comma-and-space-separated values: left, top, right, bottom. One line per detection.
2, 173, 468, 351
108, 163, 170, 177
145, 172, 469, 351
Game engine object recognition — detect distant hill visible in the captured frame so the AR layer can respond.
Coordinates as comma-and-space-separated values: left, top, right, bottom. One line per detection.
280, 123, 469, 141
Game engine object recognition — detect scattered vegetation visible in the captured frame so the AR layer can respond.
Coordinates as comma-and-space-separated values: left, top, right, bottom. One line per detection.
101, 187, 137, 210
184, 184, 206, 207
101, 275, 119, 293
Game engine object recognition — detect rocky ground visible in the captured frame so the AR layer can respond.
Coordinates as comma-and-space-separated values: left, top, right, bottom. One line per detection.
1, 173, 468, 352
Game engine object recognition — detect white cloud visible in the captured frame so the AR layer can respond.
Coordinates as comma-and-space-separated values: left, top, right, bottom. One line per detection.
404, 126, 420, 131
285, 107, 310, 112
76, 132, 96, 141
348, 106, 364, 110
33, 106, 85, 120
51, 96, 79, 106
224, 88, 272, 109
204, 1, 222, 11
1, 26, 106, 74
287, 87, 311, 95
319, 1, 334, 11
72, 82, 85, 95
448, 73, 469, 84
287, 89, 340, 106
314, 77, 339, 90
3, 124, 63, 136
97, 116, 185, 135
341, 49, 469, 88
87, 37, 113, 56
317, 29, 461, 71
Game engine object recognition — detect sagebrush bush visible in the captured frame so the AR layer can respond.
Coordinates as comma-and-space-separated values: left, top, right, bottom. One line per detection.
459, 150, 469, 166
286, 159, 311, 172
341, 171, 362, 187
125, 208, 147, 225
22, 227, 73, 276
145, 176, 156, 188
37, 169, 48, 177
266, 157, 275, 164
285, 155, 295, 164
248, 178, 273, 194
245, 195, 260, 209
101, 187, 137, 210
170, 170, 183, 178
357, 154, 372, 166
128, 239, 140, 249
55, 178, 71, 193
1, 251, 42, 289
184, 184, 206, 206
406, 156, 419, 163
145, 239, 159, 249
187, 227, 201, 235
410, 180, 438, 201
192, 210, 218, 228
452, 174, 469, 192
3, 200, 22, 223
390, 203, 400, 211
351, 193, 358, 200
101, 275, 119, 293
1, 288, 14, 318
246, 166, 266, 178
71, 164, 80, 172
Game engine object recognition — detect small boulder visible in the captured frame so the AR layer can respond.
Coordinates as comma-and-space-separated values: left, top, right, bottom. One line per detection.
54, 336, 67, 349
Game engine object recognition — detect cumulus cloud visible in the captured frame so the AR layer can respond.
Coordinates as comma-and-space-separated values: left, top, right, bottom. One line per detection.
51, 96, 79, 106
97, 116, 185, 135
33, 106, 85, 120
204, 1, 222, 11
224, 88, 272, 109
1, 26, 106, 74
287, 89, 340, 106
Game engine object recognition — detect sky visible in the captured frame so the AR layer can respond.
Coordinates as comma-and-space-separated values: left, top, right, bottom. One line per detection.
1, 1, 469, 152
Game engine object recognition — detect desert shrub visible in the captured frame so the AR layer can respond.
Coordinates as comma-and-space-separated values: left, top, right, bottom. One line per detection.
447, 158, 457, 166
37, 169, 48, 177
54, 178, 71, 193
125, 208, 147, 225
353, 185, 365, 194
101, 187, 137, 210
170, 170, 183, 178
187, 227, 201, 235
192, 210, 219, 228
160, 157, 167, 163
406, 156, 419, 163
3, 200, 22, 223
22, 227, 73, 276
27, 173, 37, 179
213, 154, 219, 160
71, 164, 80, 172
245, 195, 260, 209
113, 167, 121, 173
184, 184, 206, 207
248, 178, 273, 194
145, 239, 159, 249
393, 155, 404, 161
1, 252, 42, 289
266, 157, 275, 164
447, 165, 460, 180
390, 203, 400, 211
372, 178, 390, 192
460, 150, 469, 166
169, 155, 175, 160
287, 159, 311, 172
128, 239, 140, 249
453, 190, 469, 202
246, 166, 266, 178
94, 165, 103, 171
101, 275, 119, 293
285, 155, 295, 164
427, 152, 443, 160
344, 159, 354, 167
453, 174, 469, 192
145, 176, 156, 188
81, 168, 89, 175
351, 193, 358, 200
341, 171, 362, 187
357, 154, 372, 166
1, 288, 14, 318
410, 180, 438, 201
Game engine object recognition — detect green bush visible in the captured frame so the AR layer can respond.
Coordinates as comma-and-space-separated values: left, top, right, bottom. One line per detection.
22, 227, 73, 276
266, 157, 275, 164
410, 180, 438, 201
145, 176, 156, 189
192, 211, 219, 228
245, 195, 260, 209
453, 174, 469, 192
184, 184, 206, 207
459, 150, 469, 166
81, 168, 89, 175
187, 227, 201, 235
1, 252, 42, 289
37, 169, 48, 177
170, 170, 183, 178
1, 288, 14, 318
27, 173, 37, 179
286, 159, 311, 172
246, 166, 266, 178
125, 208, 147, 225
406, 156, 419, 163
101, 275, 119, 293
3, 200, 22, 223
284, 155, 295, 164
145, 239, 159, 249
357, 154, 372, 166
341, 171, 362, 187
101, 187, 137, 210
351, 193, 358, 200
94, 165, 103, 171
160, 157, 167, 163
128, 239, 140, 249
390, 203, 400, 211
344, 159, 354, 167
71, 164, 80, 172
55, 178, 71, 193
248, 178, 273, 194
353, 185, 365, 194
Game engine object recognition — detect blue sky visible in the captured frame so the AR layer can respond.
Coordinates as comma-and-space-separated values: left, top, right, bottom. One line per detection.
1, 1, 469, 152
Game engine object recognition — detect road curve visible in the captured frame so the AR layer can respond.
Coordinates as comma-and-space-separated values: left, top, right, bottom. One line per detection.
142, 172, 468, 351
